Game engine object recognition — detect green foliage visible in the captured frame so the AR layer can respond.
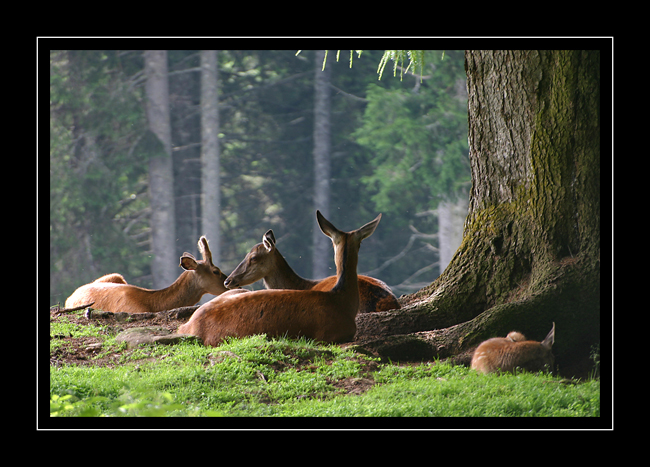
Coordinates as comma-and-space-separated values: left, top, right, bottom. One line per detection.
354, 50, 470, 218
50, 385, 187, 417
49, 49, 471, 302
589, 343, 601, 379
134, 130, 168, 160
303, 49, 428, 80
50, 50, 151, 303
376, 50, 426, 81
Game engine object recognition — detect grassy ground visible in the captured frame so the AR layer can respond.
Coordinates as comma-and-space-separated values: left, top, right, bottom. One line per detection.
48, 311, 602, 424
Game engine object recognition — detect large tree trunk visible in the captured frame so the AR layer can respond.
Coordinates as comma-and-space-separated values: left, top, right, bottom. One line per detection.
144, 50, 177, 289
312, 50, 332, 279
353, 51, 601, 379
200, 50, 221, 267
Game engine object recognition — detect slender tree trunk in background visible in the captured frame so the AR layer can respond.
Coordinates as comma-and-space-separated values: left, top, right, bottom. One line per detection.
144, 50, 177, 288
200, 50, 221, 267
437, 192, 468, 274
312, 50, 332, 279
354, 50, 601, 378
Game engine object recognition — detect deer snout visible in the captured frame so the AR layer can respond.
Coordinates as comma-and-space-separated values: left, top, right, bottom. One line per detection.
224, 277, 237, 289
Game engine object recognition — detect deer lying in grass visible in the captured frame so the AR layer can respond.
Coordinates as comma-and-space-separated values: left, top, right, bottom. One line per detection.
470, 323, 556, 374
178, 211, 381, 346
223, 229, 400, 313
65, 236, 229, 314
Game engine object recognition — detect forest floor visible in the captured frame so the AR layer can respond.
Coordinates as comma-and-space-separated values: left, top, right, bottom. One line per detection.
48, 307, 603, 420
48, 308, 380, 397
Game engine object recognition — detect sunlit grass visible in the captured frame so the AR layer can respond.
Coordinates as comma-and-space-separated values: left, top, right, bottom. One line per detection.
49, 333, 600, 418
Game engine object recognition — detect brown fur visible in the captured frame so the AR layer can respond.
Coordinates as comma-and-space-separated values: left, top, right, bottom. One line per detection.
471, 323, 555, 374
64, 236, 229, 313
224, 228, 400, 313
178, 211, 382, 346
93, 273, 128, 284
506, 331, 526, 342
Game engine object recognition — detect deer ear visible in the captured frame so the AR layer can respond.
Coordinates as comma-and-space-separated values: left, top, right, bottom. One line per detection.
180, 255, 198, 271
316, 210, 340, 239
262, 230, 275, 251
198, 236, 213, 265
355, 213, 382, 241
541, 322, 555, 349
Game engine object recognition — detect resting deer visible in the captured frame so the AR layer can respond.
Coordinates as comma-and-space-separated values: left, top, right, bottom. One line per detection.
178, 211, 381, 346
470, 323, 556, 374
64, 236, 229, 314
223, 229, 400, 313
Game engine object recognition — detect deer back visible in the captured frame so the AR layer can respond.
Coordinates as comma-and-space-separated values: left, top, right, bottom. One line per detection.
313, 275, 400, 313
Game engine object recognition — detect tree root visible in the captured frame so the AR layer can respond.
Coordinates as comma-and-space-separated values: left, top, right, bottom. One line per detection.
50, 301, 95, 316
83, 305, 199, 322
351, 257, 600, 379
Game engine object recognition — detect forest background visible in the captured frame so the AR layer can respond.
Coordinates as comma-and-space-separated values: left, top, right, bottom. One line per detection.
50, 49, 471, 305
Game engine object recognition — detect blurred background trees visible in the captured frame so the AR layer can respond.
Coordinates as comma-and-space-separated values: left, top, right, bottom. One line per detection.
49, 49, 470, 304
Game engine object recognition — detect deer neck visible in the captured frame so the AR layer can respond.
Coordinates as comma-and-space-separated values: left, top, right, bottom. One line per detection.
150, 270, 203, 310
330, 236, 360, 315
263, 249, 319, 290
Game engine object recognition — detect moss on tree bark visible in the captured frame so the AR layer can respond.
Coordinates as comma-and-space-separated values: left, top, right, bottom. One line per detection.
352, 51, 601, 379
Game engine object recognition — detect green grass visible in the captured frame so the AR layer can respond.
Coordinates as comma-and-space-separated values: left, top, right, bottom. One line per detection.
297, 370, 600, 417
49, 325, 601, 419
262, 361, 600, 418
50, 314, 111, 350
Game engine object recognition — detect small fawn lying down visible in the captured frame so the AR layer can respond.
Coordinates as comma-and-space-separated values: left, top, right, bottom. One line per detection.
471, 323, 555, 374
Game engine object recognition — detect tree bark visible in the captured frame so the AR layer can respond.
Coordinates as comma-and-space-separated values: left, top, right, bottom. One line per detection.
353, 51, 601, 379
144, 50, 177, 289
312, 50, 332, 279
200, 50, 221, 266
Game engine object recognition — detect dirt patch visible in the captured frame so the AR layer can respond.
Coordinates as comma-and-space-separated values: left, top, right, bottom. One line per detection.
49, 308, 190, 368
49, 308, 383, 397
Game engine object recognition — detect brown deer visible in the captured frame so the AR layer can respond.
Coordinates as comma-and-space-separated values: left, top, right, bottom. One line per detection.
65, 236, 229, 314
178, 211, 381, 346
223, 228, 400, 313
470, 323, 556, 374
